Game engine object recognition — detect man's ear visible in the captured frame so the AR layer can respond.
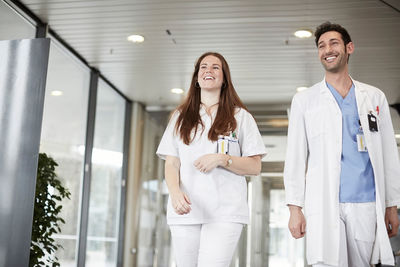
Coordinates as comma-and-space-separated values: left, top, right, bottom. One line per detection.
346, 41, 354, 55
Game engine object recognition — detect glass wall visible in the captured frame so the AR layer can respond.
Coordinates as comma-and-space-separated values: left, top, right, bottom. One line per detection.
85, 80, 126, 267
136, 112, 172, 267
269, 189, 305, 267
39, 39, 90, 266
0, 1, 35, 40
1, 1, 130, 266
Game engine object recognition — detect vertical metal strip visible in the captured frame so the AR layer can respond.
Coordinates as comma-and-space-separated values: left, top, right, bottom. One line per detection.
117, 101, 133, 266
35, 23, 47, 38
123, 102, 145, 267
77, 68, 99, 267
0, 38, 50, 267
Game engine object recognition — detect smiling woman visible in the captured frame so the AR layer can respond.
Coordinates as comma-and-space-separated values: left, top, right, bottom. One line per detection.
197, 55, 224, 92
176, 52, 247, 145
156, 52, 267, 267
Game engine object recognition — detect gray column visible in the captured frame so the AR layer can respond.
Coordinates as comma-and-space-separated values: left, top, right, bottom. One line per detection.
0, 38, 50, 267
117, 101, 132, 267
77, 69, 99, 267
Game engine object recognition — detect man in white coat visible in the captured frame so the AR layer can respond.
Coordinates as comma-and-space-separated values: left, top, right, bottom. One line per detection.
284, 21, 400, 266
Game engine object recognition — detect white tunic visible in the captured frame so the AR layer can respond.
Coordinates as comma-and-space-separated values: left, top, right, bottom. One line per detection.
157, 107, 266, 225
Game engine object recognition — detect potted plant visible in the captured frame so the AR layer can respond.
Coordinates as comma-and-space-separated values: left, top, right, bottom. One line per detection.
30, 153, 71, 267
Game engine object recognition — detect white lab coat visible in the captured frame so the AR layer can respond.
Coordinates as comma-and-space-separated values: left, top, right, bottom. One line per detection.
284, 78, 400, 266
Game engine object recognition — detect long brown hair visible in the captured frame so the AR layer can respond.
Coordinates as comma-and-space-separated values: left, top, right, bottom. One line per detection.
175, 52, 248, 145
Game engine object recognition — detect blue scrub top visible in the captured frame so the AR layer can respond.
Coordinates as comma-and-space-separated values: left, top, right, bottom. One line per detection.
326, 82, 375, 203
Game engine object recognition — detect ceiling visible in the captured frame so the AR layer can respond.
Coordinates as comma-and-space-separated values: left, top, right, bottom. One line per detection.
6, 0, 400, 108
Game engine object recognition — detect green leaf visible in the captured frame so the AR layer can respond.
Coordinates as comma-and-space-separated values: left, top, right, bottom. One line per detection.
30, 153, 71, 267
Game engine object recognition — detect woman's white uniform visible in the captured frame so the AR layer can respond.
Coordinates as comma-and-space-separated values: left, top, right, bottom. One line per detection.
156, 106, 266, 225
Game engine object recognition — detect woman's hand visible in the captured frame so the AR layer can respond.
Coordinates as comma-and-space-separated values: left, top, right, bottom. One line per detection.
170, 189, 192, 215
194, 153, 226, 173
165, 156, 191, 215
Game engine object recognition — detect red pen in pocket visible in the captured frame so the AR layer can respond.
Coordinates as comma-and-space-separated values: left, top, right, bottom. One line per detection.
376, 106, 379, 115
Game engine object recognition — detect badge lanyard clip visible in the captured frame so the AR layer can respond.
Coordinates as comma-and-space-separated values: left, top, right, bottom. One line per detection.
357, 119, 367, 152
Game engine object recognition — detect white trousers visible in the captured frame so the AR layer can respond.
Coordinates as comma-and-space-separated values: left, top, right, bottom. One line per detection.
169, 222, 243, 267
314, 202, 377, 267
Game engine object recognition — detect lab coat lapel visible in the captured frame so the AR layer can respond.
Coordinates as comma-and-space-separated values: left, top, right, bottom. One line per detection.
354, 82, 374, 155
319, 79, 342, 146
320, 79, 337, 102
319, 79, 341, 114
354, 82, 369, 120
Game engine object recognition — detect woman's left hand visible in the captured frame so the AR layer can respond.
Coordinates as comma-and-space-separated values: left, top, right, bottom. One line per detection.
194, 153, 226, 173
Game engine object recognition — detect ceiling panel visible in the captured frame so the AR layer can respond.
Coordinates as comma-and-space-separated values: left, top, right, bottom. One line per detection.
11, 0, 400, 108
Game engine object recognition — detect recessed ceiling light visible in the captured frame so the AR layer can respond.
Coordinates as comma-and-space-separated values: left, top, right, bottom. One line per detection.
395, 134, 400, 139
171, 88, 184, 94
51, 90, 63, 96
296, 87, 308, 92
127, 34, 144, 43
294, 29, 312, 38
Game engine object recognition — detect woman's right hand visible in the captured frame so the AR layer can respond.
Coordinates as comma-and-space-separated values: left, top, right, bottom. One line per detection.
170, 189, 192, 215
165, 156, 191, 215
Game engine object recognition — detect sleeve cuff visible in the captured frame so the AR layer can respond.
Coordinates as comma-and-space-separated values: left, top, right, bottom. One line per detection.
385, 200, 400, 208
286, 199, 304, 209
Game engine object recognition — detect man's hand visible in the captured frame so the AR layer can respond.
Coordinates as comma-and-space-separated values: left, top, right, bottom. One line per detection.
385, 206, 399, 238
288, 205, 306, 239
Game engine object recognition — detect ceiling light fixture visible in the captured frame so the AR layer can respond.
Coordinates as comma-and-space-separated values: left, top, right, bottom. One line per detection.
51, 90, 63, 96
171, 88, 184, 94
395, 134, 400, 139
294, 29, 312, 38
127, 34, 145, 43
296, 87, 308, 92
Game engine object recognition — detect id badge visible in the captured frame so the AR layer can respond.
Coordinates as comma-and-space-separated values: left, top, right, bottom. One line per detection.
217, 138, 229, 154
368, 113, 378, 132
356, 134, 367, 152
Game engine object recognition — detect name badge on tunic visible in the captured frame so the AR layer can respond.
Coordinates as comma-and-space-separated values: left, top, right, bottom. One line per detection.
357, 134, 367, 152
217, 136, 229, 154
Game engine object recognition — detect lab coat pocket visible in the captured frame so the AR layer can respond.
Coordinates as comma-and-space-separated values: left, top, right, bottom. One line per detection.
228, 139, 241, 157
304, 107, 327, 139
354, 203, 377, 243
